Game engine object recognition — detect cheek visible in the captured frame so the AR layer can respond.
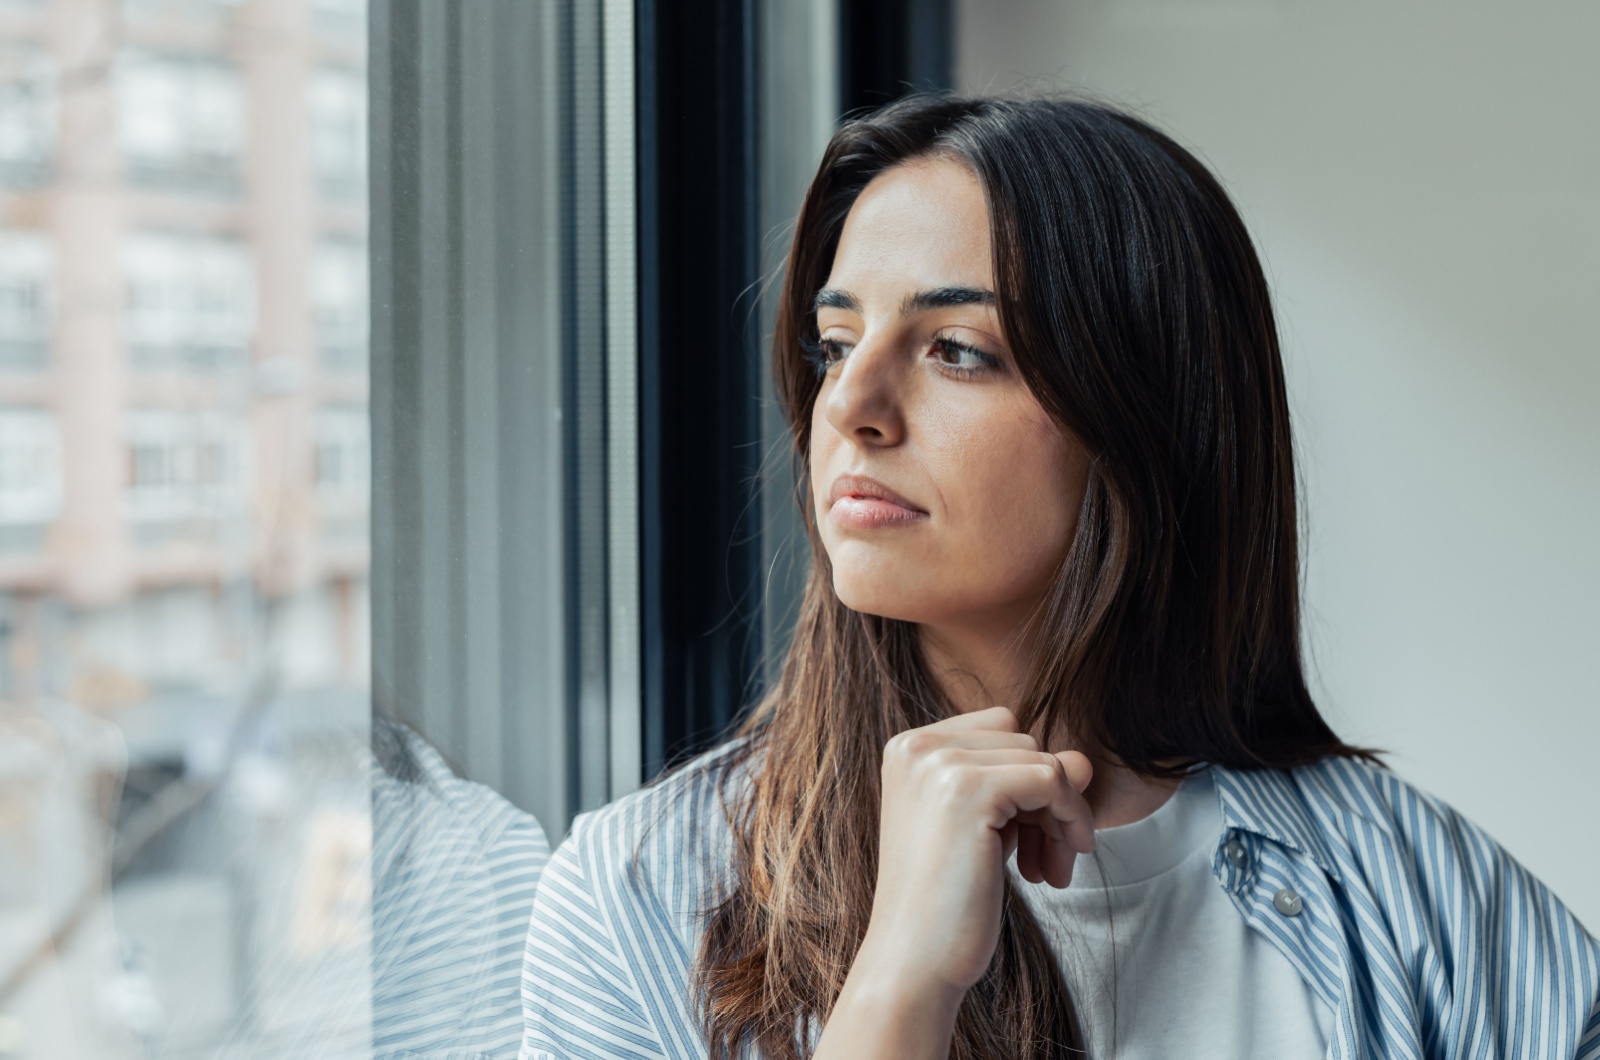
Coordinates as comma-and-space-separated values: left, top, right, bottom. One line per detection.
809, 411, 845, 530
930, 406, 1083, 575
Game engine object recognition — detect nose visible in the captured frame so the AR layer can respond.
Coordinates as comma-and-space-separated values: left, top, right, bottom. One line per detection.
819, 331, 907, 447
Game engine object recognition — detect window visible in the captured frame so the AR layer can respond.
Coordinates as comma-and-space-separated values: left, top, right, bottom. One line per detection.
2, 0, 854, 1051
0, 42, 54, 184
123, 233, 255, 372
124, 408, 248, 524
1, 2, 373, 1052
0, 406, 60, 525
0, 230, 52, 368
115, 51, 245, 192
315, 404, 369, 500
122, 0, 246, 22
310, 67, 368, 201
312, 238, 368, 371
309, 0, 367, 44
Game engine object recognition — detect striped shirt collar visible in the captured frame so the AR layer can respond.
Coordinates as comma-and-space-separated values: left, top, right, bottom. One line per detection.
1210, 762, 1346, 884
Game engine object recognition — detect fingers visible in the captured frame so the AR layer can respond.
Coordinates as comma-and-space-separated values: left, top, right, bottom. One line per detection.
879, 712, 1097, 893
883, 727, 1040, 770
984, 763, 1096, 855
1056, 749, 1094, 793
925, 704, 1018, 733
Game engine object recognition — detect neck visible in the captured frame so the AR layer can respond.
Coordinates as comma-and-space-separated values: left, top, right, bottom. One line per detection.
917, 619, 1182, 830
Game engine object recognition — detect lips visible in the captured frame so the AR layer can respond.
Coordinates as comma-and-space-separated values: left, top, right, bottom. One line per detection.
825, 473, 929, 531
827, 473, 926, 513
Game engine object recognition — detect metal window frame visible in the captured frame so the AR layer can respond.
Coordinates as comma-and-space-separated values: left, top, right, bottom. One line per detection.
370, 0, 952, 834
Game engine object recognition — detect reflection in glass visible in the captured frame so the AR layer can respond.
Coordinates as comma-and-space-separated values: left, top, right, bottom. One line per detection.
0, 0, 376, 1055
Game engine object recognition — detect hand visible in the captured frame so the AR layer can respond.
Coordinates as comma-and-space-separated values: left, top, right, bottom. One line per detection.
848, 706, 1095, 1011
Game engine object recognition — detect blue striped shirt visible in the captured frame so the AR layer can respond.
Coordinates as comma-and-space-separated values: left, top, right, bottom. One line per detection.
520, 740, 1600, 1058
371, 718, 551, 1058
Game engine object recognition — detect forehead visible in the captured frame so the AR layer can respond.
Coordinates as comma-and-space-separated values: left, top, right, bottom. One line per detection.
825, 156, 994, 293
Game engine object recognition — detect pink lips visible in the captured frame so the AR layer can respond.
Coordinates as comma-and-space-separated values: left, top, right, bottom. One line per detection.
827, 473, 928, 530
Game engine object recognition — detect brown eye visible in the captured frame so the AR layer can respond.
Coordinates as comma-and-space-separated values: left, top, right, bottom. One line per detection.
930, 336, 1000, 378
800, 336, 851, 376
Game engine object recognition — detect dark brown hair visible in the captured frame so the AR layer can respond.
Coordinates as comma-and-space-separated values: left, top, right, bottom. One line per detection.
690, 93, 1376, 1059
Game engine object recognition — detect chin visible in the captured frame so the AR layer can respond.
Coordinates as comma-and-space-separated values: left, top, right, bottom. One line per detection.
831, 571, 931, 624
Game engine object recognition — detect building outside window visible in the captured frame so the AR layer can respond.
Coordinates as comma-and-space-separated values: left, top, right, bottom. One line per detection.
0, 42, 54, 185
0, 406, 60, 553
0, 1, 373, 1053
124, 408, 248, 528
311, 238, 367, 371
313, 404, 368, 504
0, 230, 52, 369
308, 0, 366, 45
123, 233, 255, 373
115, 51, 245, 193
309, 66, 366, 201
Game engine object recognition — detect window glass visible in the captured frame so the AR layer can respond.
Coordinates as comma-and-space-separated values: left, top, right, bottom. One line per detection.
122, 234, 256, 372
0, 42, 54, 185
0, 407, 60, 528
311, 237, 368, 372
0, 232, 52, 368
114, 52, 246, 193
0, 1, 372, 1054
309, 67, 367, 201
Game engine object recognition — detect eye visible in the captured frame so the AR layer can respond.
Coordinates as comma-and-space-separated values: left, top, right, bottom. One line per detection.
930, 335, 1001, 378
799, 335, 850, 377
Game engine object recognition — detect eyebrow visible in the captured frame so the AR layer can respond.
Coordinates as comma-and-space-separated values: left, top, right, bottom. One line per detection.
812, 285, 996, 316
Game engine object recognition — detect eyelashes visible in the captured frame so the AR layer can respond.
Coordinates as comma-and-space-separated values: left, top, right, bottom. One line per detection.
798, 335, 843, 376
799, 334, 1001, 379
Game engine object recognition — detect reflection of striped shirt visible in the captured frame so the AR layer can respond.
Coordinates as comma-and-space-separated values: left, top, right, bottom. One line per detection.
521, 739, 1600, 1059
371, 719, 551, 1059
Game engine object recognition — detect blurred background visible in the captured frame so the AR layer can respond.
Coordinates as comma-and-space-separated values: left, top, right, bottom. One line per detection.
0, 0, 1592, 1056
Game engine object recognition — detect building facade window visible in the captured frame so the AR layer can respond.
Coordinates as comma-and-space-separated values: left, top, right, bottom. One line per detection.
124, 408, 248, 525
308, 0, 366, 44
123, 233, 255, 372
114, 51, 245, 193
122, 0, 247, 21
0, 230, 52, 369
309, 67, 367, 201
312, 238, 368, 371
0, 406, 61, 540
0, 42, 54, 185
314, 404, 369, 504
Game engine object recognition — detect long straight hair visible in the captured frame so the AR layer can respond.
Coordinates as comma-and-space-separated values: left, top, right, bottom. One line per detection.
690, 93, 1376, 1059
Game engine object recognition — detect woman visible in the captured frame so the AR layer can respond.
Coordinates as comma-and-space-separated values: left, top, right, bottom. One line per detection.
520, 94, 1600, 1059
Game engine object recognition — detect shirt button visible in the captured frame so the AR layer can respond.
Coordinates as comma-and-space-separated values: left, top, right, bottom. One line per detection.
1272, 887, 1304, 917
1225, 839, 1248, 869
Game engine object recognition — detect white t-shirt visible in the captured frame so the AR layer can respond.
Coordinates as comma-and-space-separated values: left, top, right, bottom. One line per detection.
1009, 768, 1333, 1059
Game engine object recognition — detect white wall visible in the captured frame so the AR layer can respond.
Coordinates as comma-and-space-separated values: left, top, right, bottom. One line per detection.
959, 0, 1600, 927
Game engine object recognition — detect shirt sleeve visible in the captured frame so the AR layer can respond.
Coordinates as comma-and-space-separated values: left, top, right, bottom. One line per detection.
519, 789, 713, 1060
1577, 992, 1600, 1060
519, 810, 664, 1060
1385, 775, 1600, 1060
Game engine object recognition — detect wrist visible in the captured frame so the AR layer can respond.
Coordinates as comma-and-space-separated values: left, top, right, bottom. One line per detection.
844, 930, 968, 1020
821, 960, 962, 1060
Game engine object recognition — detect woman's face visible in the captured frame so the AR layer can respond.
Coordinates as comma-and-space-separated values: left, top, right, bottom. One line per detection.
809, 155, 1090, 635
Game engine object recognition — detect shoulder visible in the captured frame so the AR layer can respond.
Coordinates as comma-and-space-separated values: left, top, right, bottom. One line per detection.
553, 735, 757, 907
1266, 754, 1585, 918
522, 737, 757, 1060
1283, 755, 1551, 897
1220, 755, 1600, 1053
1219, 752, 1547, 883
